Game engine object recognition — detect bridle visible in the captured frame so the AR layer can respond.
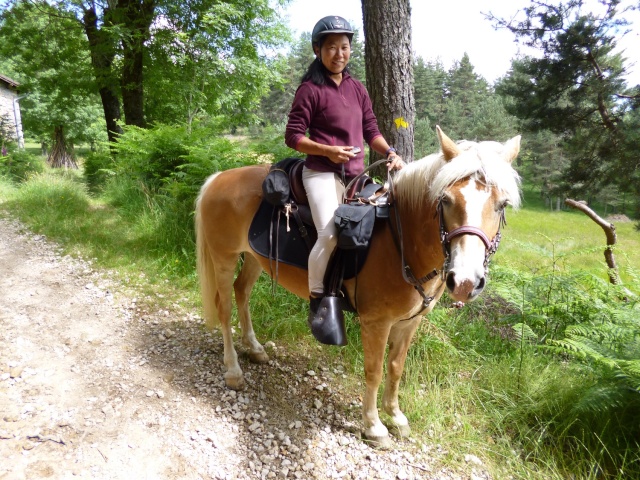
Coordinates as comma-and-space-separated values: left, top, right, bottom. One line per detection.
436, 197, 506, 280
345, 160, 507, 312
389, 174, 506, 310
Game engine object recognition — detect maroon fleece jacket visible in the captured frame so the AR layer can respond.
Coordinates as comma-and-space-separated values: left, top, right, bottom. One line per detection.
285, 72, 382, 177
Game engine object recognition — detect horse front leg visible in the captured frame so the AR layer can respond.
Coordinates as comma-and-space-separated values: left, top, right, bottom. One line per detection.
235, 254, 269, 364
383, 316, 422, 438
361, 321, 393, 448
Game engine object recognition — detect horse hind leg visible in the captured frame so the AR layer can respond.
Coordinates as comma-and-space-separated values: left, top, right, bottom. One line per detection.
196, 204, 244, 389
382, 317, 422, 438
235, 254, 269, 364
205, 257, 247, 390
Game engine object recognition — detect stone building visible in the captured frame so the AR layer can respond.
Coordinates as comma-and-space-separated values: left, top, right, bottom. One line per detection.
0, 73, 24, 148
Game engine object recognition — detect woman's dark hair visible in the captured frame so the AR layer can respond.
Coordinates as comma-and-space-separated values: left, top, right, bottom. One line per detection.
300, 36, 350, 86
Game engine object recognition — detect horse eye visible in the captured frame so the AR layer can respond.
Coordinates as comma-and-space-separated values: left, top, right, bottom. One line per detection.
440, 195, 453, 206
498, 200, 510, 211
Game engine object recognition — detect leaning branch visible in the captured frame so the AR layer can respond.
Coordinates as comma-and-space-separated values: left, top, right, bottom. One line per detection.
565, 199, 620, 286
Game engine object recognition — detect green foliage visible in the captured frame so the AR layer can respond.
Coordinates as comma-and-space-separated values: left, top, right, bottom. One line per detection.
110, 122, 256, 189
0, 150, 45, 182
83, 150, 115, 191
144, 0, 289, 126
111, 124, 192, 189
413, 118, 438, 159
413, 57, 446, 126
101, 122, 268, 269
0, 1, 105, 149
411, 53, 519, 157
484, 257, 640, 477
8, 171, 90, 225
493, 0, 640, 216
246, 123, 303, 163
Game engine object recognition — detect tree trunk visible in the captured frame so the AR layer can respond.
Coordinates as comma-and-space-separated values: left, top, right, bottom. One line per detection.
119, 0, 156, 128
361, 0, 415, 164
48, 126, 77, 169
82, 5, 122, 143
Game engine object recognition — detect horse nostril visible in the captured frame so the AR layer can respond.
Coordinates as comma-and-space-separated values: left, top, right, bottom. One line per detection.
476, 276, 486, 292
446, 272, 456, 291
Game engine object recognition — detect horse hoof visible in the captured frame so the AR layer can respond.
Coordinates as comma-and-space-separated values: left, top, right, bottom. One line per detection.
249, 350, 269, 364
393, 424, 411, 438
365, 434, 393, 449
224, 373, 245, 391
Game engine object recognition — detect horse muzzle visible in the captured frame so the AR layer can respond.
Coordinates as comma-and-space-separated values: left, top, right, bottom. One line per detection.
445, 270, 486, 302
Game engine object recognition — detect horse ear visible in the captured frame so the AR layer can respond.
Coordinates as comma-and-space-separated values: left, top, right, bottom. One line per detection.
503, 135, 521, 164
436, 125, 459, 161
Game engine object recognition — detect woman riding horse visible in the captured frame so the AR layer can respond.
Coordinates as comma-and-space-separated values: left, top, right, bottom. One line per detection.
285, 15, 404, 345
195, 127, 522, 447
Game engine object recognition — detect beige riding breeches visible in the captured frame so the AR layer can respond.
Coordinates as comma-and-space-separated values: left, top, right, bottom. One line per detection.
301, 166, 345, 295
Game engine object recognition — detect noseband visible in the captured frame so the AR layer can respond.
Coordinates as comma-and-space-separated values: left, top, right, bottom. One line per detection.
437, 197, 505, 278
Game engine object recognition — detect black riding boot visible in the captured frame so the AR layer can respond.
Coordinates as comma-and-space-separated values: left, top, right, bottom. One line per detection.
308, 296, 347, 346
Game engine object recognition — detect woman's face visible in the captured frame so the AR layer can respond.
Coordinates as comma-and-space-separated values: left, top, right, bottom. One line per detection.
316, 33, 351, 74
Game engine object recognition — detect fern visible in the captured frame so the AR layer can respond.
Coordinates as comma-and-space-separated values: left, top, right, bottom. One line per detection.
486, 259, 640, 476
511, 322, 538, 342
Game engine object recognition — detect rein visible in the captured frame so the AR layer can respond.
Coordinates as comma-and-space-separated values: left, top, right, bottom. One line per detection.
387, 171, 439, 310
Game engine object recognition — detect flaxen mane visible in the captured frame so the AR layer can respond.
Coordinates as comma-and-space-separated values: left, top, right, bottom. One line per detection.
394, 140, 522, 210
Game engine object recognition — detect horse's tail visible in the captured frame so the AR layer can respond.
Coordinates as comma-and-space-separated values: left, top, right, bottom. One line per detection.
195, 173, 222, 330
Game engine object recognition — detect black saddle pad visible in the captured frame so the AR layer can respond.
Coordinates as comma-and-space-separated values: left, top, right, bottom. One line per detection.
249, 200, 316, 270
248, 200, 370, 280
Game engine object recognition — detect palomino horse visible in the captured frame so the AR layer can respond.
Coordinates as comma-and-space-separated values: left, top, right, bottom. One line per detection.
195, 127, 521, 446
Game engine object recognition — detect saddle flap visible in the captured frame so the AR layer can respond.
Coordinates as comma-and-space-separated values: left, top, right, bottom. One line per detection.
289, 160, 308, 205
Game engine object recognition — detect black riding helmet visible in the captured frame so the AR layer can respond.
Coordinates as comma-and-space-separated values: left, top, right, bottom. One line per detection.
311, 16, 354, 48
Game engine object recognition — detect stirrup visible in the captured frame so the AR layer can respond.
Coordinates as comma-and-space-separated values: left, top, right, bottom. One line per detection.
308, 296, 347, 346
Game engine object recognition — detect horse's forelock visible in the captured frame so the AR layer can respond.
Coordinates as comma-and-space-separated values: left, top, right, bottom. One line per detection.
395, 141, 521, 210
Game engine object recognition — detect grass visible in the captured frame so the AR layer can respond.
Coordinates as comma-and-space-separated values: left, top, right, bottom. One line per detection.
498, 185, 640, 287
1, 161, 638, 479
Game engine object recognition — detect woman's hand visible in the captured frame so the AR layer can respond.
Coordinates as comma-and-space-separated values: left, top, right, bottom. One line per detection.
387, 153, 405, 171
326, 146, 359, 164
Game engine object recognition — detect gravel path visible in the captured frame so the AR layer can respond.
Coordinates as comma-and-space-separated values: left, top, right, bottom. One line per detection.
0, 216, 489, 480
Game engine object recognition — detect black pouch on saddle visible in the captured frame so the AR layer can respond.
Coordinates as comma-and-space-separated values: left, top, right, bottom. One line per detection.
334, 181, 384, 251
261, 157, 306, 206
262, 166, 290, 206
334, 203, 376, 251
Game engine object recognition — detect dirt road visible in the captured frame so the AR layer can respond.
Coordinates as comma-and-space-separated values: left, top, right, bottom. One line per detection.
0, 216, 485, 480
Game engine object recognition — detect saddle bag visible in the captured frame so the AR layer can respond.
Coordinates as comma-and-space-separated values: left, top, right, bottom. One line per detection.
262, 166, 290, 206
334, 203, 376, 251
262, 157, 302, 207
334, 180, 386, 251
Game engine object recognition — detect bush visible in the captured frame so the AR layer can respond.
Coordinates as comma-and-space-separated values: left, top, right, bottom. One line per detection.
247, 123, 303, 163
0, 150, 45, 182
101, 122, 266, 271
83, 150, 115, 191
111, 124, 191, 189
